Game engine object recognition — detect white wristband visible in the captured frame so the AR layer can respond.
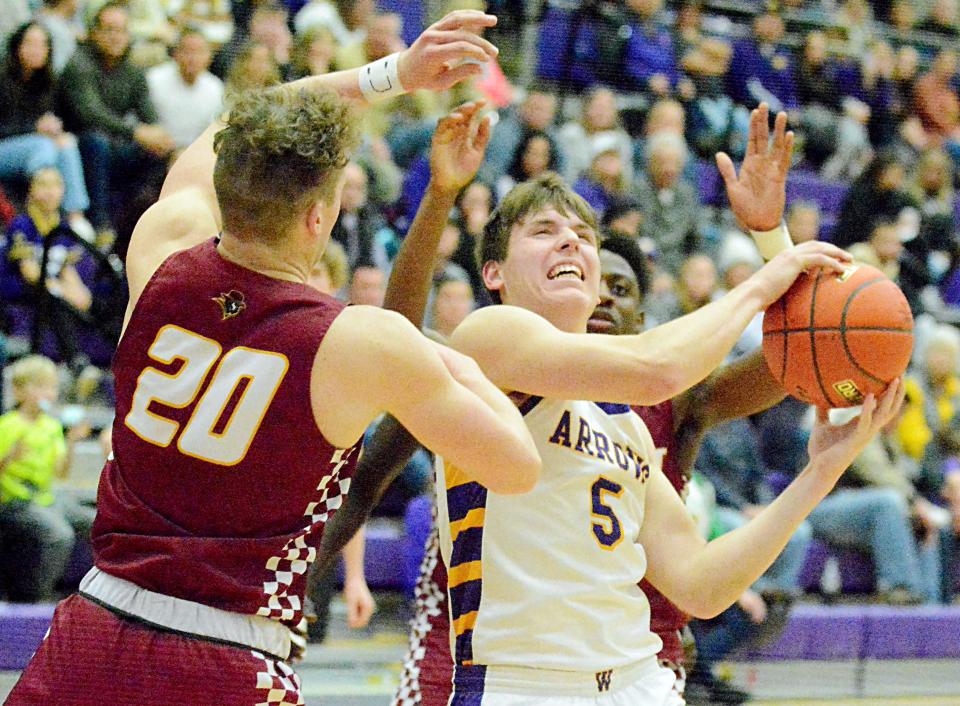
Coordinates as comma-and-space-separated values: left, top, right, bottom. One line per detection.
358, 52, 405, 103
749, 223, 793, 261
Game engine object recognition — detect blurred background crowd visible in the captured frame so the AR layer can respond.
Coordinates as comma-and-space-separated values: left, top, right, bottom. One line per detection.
2, 0, 960, 701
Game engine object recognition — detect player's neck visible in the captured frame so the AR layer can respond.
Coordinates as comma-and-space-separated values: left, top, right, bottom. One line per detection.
217, 230, 312, 284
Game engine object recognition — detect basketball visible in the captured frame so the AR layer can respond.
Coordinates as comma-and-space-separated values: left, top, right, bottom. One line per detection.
762, 264, 914, 408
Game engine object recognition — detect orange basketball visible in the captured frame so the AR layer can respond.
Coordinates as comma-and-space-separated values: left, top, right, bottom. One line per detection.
762, 264, 914, 408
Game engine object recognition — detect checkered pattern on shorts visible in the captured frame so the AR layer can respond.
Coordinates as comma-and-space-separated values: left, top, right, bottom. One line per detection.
256, 448, 354, 623
658, 654, 686, 698
392, 522, 446, 706
252, 650, 304, 706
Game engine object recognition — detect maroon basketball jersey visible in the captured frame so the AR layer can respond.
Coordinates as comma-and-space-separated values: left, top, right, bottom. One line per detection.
634, 401, 689, 664
93, 239, 361, 624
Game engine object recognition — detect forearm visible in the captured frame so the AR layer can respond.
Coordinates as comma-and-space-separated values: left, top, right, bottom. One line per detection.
341, 528, 366, 585
314, 416, 421, 574
630, 281, 767, 403
696, 350, 786, 430
282, 68, 368, 104
383, 182, 457, 324
681, 458, 837, 615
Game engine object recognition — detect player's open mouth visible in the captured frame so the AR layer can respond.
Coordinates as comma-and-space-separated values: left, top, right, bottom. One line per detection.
547, 263, 584, 281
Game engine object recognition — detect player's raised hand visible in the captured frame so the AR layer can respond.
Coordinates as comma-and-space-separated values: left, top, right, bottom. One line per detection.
430, 101, 492, 195
398, 10, 498, 93
807, 378, 906, 476
716, 103, 793, 232
748, 240, 852, 308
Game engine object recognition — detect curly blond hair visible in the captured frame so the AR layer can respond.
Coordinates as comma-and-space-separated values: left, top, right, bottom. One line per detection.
213, 86, 360, 241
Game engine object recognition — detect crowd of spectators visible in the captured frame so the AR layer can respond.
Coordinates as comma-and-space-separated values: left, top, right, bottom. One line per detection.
1, 0, 960, 682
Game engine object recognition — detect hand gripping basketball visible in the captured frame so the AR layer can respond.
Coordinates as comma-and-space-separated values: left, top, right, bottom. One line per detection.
762, 264, 914, 408
806, 378, 907, 476
750, 241, 852, 309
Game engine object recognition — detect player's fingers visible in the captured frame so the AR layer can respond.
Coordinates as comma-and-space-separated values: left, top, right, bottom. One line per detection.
436, 61, 484, 88
474, 113, 493, 151
430, 28, 498, 58
772, 110, 788, 154
757, 102, 770, 150
430, 40, 491, 67
857, 393, 877, 432
795, 240, 853, 260
801, 254, 849, 275
436, 114, 459, 132
430, 10, 497, 33
816, 406, 830, 423
780, 131, 795, 175
715, 152, 737, 187
747, 109, 761, 157
877, 377, 904, 421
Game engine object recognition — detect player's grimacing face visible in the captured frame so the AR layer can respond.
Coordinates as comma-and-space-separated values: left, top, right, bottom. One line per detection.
588, 250, 643, 336
493, 206, 601, 326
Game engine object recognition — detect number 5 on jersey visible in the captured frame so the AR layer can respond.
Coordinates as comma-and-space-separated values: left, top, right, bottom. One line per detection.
125, 325, 289, 466
591, 476, 624, 550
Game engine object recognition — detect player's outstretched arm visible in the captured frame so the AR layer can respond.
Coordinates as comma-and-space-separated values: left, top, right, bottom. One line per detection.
342, 529, 376, 629
126, 12, 498, 306
642, 380, 904, 618
668, 351, 786, 481
452, 242, 851, 405
312, 103, 494, 568
674, 350, 785, 436
313, 415, 422, 575
157, 11, 497, 219
384, 101, 491, 324
717, 102, 795, 259
312, 306, 540, 494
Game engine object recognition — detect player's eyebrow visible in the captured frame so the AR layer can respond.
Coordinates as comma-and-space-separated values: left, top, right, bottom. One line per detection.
528, 217, 558, 229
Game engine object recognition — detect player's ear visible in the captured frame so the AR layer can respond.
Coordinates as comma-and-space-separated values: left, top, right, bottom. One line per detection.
482, 260, 504, 295
307, 201, 324, 238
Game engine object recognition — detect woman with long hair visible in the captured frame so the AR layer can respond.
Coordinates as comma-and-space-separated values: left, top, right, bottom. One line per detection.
0, 22, 92, 239
495, 129, 559, 200
833, 150, 917, 248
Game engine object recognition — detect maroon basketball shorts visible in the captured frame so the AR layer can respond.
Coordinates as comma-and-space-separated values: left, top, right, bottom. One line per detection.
393, 608, 453, 706
7, 595, 304, 706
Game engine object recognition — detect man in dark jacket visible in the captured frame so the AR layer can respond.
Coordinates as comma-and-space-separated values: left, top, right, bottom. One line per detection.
59, 1, 174, 249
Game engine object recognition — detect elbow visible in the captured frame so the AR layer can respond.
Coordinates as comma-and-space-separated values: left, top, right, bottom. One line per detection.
686, 599, 726, 620
631, 363, 687, 406
675, 592, 728, 620
486, 451, 542, 495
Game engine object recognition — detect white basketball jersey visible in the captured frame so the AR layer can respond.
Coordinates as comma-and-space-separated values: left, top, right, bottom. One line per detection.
434, 397, 664, 672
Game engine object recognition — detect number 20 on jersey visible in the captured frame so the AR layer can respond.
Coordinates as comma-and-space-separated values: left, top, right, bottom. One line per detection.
124, 325, 289, 466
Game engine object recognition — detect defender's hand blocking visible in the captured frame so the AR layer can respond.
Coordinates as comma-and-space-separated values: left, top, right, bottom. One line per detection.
398, 11, 499, 93
749, 241, 852, 308
716, 103, 793, 232
430, 101, 492, 195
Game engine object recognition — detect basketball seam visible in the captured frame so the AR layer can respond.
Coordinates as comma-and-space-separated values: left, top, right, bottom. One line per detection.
779, 296, 787, 384
839, 278, 890, 386
809, 271, 834, 407
764, 326, 913, 334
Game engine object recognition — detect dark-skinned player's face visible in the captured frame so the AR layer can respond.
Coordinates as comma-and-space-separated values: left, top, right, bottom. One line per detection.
587, 250, 643, 336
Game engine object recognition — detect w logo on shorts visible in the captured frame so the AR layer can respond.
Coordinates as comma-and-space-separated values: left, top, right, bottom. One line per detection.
595, 669, 613, 693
